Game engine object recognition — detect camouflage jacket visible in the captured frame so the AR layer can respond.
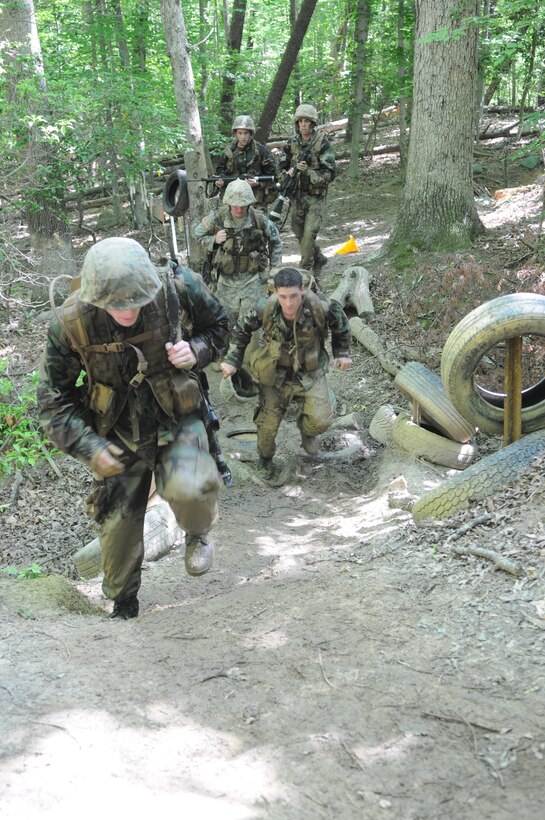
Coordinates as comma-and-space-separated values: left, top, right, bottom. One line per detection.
38, 267, 228, 468
215, 138, 278, 204
280, 130, 336, 198
224, 292, 351, 381
194, 205, 282, 278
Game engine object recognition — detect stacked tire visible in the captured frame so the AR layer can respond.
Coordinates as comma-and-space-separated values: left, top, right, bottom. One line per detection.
368, 362, 478, 470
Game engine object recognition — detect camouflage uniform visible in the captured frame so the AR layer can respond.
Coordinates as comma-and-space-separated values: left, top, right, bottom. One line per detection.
216, 138, 278, 213
280, 130, 336, 272
194, 203, 282, 331
223, 291, 351, 460
38, 239, 229, 614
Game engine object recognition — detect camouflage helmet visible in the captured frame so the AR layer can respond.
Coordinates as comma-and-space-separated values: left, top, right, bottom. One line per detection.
80, 237, 161, 310
294, 104, 318, 124
232, 115, 255, 133
223, 178, 256, 206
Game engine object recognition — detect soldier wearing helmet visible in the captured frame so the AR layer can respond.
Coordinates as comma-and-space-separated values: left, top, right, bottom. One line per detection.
280, 103, 336, 279
37, 237, 229, 619
194, 179, 282, 339
214, 114, 278, 213
221, 267, 352, 477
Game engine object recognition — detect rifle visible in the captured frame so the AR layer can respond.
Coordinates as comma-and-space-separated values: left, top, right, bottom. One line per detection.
269, 144, 312, 224
201, 174, 276, 199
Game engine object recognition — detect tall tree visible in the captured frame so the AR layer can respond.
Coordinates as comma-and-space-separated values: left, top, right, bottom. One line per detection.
218, 0, 248, 133
347, 0, 371, 178
161, 0, 210, 266
2, 0, 75, 278
255, 0, 319, 142
397, 0, 410, 168
387, 0, 484, 253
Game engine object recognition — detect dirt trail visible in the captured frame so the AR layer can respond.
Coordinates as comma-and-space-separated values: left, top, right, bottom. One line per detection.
2, 156, 545, 818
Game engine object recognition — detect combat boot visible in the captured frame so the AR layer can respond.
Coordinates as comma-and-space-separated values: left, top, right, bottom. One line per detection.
110, 594, 139, 620
256, 456, 274, 477
313, 248, 329, 272
301, 434, 320, 455
185, 535, 214, 576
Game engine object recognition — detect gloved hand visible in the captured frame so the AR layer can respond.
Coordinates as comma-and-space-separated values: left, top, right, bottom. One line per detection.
90, 444, 125, 478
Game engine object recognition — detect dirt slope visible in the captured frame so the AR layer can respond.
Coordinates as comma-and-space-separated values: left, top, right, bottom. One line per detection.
1, 146, 545, 819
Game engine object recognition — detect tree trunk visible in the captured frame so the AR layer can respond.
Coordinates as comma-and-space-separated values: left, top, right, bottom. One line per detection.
161, 0, 210, 268
517, 12, 538, 136
133, 0, 150, 71
2, 0, 75, 279
219, 0, 248, 134
386, 0, 484, 254
290, 0, 301, 112
255, 0, 319, 143
347, 0, 370, 178
112, 0, 149, 229
397, 0, 410, 169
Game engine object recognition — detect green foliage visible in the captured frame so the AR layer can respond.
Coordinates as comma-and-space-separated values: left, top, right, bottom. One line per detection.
1, 563, 44, 580
0, 364, 57, 477
2, 0, 545, 231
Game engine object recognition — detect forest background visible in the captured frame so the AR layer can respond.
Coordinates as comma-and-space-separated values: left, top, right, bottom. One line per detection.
2, 0, 545, 530
4, 3, 545, 817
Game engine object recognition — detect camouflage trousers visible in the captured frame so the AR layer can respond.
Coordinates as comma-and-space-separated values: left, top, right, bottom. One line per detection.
84, 414, 219, 602
290, 193, 325, 271
254, 371, 334, 460
216, 272, 261, 330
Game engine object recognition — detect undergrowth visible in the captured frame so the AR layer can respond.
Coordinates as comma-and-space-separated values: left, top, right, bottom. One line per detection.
0, 362, 57, 477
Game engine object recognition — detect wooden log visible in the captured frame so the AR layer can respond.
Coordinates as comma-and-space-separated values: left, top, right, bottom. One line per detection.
329, 265, 375, 315
350, 316, 400, 377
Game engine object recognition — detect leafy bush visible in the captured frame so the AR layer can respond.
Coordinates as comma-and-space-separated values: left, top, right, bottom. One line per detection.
0, 364, 57, 477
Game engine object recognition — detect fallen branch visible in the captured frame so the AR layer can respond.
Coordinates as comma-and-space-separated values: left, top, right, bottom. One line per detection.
438, 541, 522, 576
349, 317, 400, 376
9, 469, 24, 506
444, 513, 493, 544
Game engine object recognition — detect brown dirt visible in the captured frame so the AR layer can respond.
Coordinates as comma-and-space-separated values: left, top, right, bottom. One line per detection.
2, 136, 545, 819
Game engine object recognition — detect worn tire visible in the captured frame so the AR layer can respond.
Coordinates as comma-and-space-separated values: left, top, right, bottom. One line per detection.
391, 412, 477, 470
394, 362, 476, 443
412, 428, 545, 524
163, 169, 189, 217
369, 404, 398, 445
441, 293, 545, 435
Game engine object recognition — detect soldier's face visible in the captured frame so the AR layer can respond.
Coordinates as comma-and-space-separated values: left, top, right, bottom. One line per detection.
297, 118, 313, 139
276, 286, 304, 321
106, 308, 141, 327
234, 128, 251, 147
229, 205, 248, 219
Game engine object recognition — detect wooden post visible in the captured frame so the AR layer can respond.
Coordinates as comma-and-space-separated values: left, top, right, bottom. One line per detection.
503, 336, 522, 445
412, 398, 421, 426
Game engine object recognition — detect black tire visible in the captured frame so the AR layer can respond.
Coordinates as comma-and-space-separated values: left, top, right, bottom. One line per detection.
163, 169, 189, 217
391, 412, 476, 470
441, 293, 545, 435
412, 429, 545, 524
394, 362, 476, 443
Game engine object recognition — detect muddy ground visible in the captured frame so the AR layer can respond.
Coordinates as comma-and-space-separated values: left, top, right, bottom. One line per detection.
2, 128, 545, 819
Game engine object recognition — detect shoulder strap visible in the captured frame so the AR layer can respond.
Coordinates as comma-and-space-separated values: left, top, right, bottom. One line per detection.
250, 207, 266, 232
61, 290, 90, 350
303, 290, 327, 334
261, 294, 278, 332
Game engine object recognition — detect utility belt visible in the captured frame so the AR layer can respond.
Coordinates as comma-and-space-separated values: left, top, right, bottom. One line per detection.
215, 250, 268, 277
